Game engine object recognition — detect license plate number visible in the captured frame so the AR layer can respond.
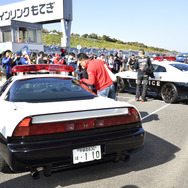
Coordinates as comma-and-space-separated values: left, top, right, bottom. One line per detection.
73, 145, 101, 164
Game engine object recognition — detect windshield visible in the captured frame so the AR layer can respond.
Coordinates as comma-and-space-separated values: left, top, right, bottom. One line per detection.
170, 64, 188, 72
7, 77, 97, 102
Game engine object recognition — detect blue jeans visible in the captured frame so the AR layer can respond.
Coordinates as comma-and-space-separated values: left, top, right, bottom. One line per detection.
97, 84, 116, 100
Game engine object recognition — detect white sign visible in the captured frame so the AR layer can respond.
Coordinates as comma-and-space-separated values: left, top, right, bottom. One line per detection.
0, 0, 72, 24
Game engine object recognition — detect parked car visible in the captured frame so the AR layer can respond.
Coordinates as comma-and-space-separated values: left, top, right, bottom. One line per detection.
0, 64, 145, 179
176, 53, 188, 62
116, 61, 188, 103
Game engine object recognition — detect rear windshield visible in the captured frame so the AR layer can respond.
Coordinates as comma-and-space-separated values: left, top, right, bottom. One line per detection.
7, 77, 97, 102
170, 64, 188, 72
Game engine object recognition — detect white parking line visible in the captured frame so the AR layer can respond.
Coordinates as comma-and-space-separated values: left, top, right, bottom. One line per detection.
117, 96, 165, 103
141, 104, 171, 121
117, 95, 171, 120
116, 96, 132, 99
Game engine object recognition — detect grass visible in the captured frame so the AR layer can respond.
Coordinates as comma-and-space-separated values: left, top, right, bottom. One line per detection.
42, 33, 170, 53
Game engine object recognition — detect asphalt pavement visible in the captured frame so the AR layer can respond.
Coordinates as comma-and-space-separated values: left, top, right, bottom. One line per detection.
0, 92, 188, 188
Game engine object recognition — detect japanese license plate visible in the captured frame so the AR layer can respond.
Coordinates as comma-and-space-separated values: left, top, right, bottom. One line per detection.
73, 145, 101, 164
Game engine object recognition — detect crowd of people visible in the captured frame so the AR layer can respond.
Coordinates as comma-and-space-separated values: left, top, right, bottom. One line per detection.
1, 48, 188, 101
0, 50, 65, 79
0, 49, 134, 80
0, 49, 129, 99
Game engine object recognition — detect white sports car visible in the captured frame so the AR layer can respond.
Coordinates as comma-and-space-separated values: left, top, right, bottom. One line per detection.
116, 61, 188, 103
0, 65, 145, 179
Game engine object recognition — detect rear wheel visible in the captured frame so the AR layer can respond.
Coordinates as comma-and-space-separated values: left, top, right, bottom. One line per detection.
161, 83, 178, 103
117, 77, 125, 93
0, 154, 11, 173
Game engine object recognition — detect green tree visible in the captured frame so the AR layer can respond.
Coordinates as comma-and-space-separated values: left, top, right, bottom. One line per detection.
102, 35, 110, 41
81, 34, 89, 38
42, 29, 49, 34
117, 40, 123, 44
88, 33, 98, 39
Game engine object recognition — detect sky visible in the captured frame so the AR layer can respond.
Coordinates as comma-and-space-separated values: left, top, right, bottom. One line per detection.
1, 0, 188, 52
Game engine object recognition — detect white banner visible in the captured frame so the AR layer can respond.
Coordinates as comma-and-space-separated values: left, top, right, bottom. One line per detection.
0, 0, 71, 24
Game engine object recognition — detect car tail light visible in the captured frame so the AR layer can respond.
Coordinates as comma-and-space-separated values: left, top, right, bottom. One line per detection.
13, 117, 32, 136
12, 107, 140, 137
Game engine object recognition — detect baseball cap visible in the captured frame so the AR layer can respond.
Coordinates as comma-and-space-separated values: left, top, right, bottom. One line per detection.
22, 51, 31, 55
55, 53, 60, 57
16, 51, 22, 56
22, 51, 27, 55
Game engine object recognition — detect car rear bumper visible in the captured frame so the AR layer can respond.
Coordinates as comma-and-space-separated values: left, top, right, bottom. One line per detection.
1, 124, 145, 174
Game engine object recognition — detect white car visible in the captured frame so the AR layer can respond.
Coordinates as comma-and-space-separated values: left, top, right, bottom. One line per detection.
116, 60, 188, 103
0, 64, 145, 179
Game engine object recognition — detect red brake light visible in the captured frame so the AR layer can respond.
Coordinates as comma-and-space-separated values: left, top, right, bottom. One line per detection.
129, 107, 140, 122
18, 117, 31, 127
12, 64, 74, 73
13, 117, 31, 136
12, 108, 140, 137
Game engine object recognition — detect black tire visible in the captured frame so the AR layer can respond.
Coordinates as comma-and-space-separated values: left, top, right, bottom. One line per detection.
0, 154, 11, 173
117, 77, 125, 93
161, 83, 178, 103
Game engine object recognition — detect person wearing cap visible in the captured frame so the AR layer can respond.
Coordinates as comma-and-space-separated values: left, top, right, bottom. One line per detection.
22, 52, 31, 65
53, 53, 65, 64
1, 50, 13, 79
13, 51, 23, 67
19, 37, 23, 43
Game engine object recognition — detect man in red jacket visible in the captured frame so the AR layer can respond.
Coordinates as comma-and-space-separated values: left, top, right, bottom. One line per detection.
77, 53, 116, 99
53, 53, 65, 64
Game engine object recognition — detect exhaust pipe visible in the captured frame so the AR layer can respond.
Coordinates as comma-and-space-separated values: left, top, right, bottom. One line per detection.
30, 169, 40, 180
113, 152, 130, 163
120, 152, 130, 162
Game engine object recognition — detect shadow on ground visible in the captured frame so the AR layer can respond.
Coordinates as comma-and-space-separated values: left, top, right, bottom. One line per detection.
0, 132, 180, 188
140, 111, 160, 124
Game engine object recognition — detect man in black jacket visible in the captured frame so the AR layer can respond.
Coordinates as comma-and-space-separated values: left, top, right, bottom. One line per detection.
128, 54, 136, 70
134, 49, 153, 102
